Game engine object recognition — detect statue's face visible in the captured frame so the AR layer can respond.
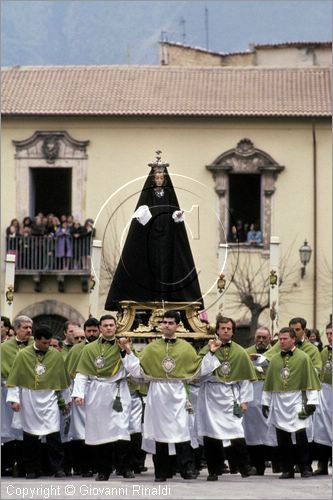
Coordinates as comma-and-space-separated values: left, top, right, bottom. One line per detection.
154, 172, 165, 187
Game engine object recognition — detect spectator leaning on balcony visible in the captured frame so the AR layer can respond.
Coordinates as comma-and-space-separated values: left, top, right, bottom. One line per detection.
80, 219, 95, 269
32, 215, 48, 236
22, 216, 33, 230
6, 218, 20, 237
70, 220, 84, 270
55, 222, 73, 270
246, 223, 263, 246
6, 224, 18, 255
19, 227, 33, 270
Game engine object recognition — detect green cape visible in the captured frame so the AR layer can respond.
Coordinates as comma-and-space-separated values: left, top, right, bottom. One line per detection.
263, 348, 321, 392
1, 337, 34, 379
6, 344, 70, 390
65, 341, 87, 379
76, 337, 122, 377
200, 341, 257, 382
246, 344, 271, 380
265, 339, 322, 372
319, 346, 332, 384
138, 338, 203, 380
62, 343, 74, 360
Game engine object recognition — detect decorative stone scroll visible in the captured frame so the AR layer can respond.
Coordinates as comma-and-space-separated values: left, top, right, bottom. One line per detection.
13, 131, 90, 223
206, 138, 285, 249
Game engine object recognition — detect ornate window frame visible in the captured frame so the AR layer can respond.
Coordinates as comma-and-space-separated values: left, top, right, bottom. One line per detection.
206, 138, 285, 249
13, 131, 89, 222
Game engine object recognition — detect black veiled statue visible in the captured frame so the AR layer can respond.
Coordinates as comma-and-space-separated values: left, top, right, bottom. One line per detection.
105, 151, 203, 312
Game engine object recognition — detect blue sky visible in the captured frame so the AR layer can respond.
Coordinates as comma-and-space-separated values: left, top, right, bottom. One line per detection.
1, 0, 331, 66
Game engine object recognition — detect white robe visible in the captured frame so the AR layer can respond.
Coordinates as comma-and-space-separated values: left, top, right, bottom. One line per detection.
261, 389, 319, 433
68, 401, 86, 441
196, 377, 253, 443
1, 384, 23, 442
6, 386, 71, 436
122, 351, 220, 453
188, 382, 201, 448
71, 365, 131, 445
128, 390, 143, 435
242, 380, 277, 446
313, 383, 332, 447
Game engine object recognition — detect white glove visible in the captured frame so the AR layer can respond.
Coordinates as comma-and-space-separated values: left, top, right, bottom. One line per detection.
172, 210, 184, 223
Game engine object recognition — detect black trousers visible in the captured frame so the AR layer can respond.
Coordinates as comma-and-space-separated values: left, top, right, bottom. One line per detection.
203, 436, 225, 475
71, 440, 94, 474
247, 444, 270, 474
129, 433, 146, 471
204, 436, 251, 476
312, 443, 331, 470
23, 431, 64, 475
63, 441, 74, 474
152, 441, 195, 479
93, 440, 132, 476
276, 427, 310, 473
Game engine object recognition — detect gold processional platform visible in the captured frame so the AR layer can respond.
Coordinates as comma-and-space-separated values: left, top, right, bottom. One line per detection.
114, 301, 216, 340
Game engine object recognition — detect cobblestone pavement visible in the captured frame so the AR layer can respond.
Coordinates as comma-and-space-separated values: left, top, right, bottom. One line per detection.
1, 457, 331, 500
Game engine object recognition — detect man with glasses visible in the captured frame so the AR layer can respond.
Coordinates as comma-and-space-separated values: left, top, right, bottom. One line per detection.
244, 326, 275, 475
1, 315, 33, 477
119, 310, 221, 482
65, 318, 100, 477
72, 328, 86, 345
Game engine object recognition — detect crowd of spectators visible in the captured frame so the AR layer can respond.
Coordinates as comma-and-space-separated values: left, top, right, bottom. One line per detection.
228, 221, 263, 245
5, 213, 95, 271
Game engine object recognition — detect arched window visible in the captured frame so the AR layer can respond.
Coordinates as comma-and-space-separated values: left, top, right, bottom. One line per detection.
206, 138, 284, 249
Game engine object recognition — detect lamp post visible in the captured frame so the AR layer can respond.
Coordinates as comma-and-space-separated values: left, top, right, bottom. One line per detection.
299, 240, 312, 279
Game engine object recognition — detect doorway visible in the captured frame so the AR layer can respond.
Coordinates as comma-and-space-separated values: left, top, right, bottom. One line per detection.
30, 168, 72, 217
229, 174, 261, 238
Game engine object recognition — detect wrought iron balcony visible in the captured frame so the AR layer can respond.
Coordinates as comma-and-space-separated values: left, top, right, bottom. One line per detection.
6, 234, 92, 292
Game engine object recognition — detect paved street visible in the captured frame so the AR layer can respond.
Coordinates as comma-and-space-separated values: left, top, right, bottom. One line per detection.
1, 456, 331, 500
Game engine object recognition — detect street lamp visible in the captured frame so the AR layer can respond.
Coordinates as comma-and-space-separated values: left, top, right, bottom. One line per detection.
299, 240, 312, 279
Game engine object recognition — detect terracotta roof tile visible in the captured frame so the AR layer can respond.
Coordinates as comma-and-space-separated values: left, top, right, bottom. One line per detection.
1, 65, 331, 117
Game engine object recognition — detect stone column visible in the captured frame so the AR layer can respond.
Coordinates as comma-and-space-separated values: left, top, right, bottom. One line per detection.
89, 240, 102, 318
217, 243, 228, 315
3, 254, 16, 321
269, 236, 280, 339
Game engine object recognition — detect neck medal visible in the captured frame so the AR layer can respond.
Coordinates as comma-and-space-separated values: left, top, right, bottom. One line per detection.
324, 351, 332, 373
218, 345, 231, 377
35, 361, 46, 375
162, 356, 176, 373
161, 340, 176, 374
95, 355, 105, 369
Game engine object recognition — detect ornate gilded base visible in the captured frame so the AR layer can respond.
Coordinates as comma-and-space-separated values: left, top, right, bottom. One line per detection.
115, 301, 215, 339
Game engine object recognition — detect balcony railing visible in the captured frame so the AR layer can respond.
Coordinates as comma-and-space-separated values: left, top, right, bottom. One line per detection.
6, 235, 92, 275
